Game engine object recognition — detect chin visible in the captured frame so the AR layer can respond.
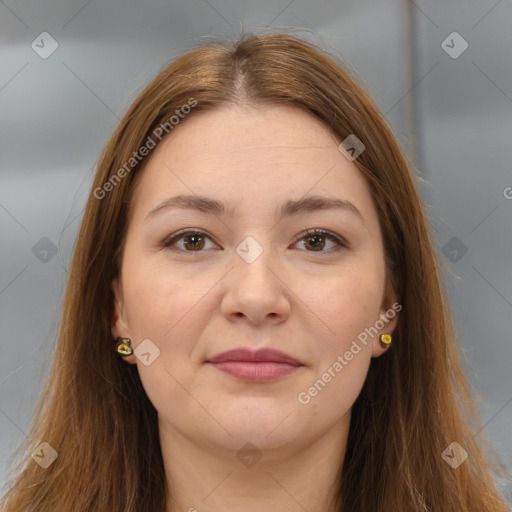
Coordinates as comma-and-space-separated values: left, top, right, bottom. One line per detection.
218, 410, 302, 448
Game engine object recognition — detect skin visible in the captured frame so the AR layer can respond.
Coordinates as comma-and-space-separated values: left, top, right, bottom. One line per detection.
111, 104, 398, 512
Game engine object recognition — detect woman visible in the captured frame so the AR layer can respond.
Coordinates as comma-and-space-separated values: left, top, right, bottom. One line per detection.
1, 32, 509, 511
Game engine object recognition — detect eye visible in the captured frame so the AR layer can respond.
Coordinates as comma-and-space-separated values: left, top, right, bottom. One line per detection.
161, 229, 217, 252
160, 228, 347, 253
292, 228, 347, 253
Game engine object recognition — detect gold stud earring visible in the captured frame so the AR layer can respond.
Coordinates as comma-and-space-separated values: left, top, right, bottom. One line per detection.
115, 337, 133, 357
379, 333, 392, 348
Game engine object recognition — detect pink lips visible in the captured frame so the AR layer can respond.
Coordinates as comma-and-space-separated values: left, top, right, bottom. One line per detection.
206, 348, 304, 382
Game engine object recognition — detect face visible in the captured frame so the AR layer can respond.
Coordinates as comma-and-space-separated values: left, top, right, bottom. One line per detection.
111, 104, 398, 456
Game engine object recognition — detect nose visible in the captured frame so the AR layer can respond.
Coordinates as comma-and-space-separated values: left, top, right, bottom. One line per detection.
220, 242, 292, 325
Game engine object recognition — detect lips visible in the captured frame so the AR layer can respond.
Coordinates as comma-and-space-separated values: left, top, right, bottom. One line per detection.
206, 348, 304, 382
207, 348, 303, 365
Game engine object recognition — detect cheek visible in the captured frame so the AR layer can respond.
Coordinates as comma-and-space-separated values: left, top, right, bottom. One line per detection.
314, 264, 383, 346
302, 262, 382, 382
122, 255, 199, 337
295, 273, 379, 423
121, 267, 208, 410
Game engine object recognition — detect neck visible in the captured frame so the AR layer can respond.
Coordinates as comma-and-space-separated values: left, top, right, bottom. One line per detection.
161, 417, 349, 512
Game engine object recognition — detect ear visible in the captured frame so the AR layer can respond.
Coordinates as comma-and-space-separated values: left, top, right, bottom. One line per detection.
111, 276, 136, 364
371, 292, 401, 358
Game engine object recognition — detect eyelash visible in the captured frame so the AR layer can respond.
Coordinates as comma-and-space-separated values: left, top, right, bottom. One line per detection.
160, 228, 347, 255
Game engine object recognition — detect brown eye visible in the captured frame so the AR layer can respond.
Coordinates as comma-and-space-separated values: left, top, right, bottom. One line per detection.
293, 229, 346, 253
161, 228, 346, 254
181, 233, 206, 251
161, 230, 216, 252
303, 233, 326, 251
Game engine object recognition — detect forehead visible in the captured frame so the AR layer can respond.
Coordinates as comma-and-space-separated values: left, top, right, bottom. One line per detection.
129, 104, 378, 230
153, 104, 340, 160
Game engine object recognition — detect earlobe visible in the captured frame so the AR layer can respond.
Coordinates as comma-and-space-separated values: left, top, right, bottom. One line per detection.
371, 296, 400, 358
115, 337, 137, 364
111, 278, 137, 364
371, 330, 396, 358
379, 333, 393, 348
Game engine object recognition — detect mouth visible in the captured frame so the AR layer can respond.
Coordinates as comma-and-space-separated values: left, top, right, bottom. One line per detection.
206, 348, 305, 383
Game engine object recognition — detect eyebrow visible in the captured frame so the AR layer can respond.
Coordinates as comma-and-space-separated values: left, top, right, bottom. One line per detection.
144, 194, 365, 224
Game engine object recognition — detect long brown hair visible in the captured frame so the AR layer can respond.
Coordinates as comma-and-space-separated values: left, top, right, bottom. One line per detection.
1, 31, 509, 511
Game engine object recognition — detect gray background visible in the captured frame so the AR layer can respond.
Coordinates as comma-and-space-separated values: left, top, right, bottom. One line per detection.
1, 0, 511, 499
